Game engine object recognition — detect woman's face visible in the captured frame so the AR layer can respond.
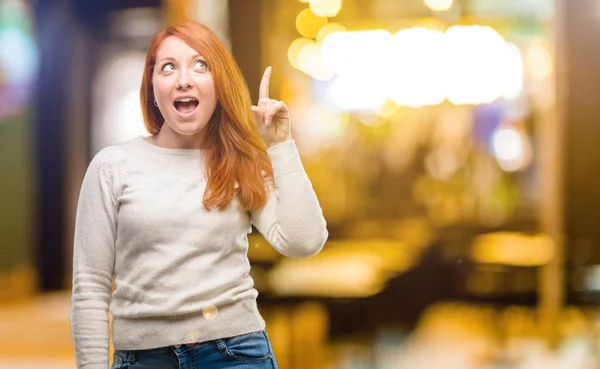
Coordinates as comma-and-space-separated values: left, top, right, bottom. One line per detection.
152, 36, 217, 138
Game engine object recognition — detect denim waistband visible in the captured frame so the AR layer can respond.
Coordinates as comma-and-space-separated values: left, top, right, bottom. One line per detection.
116, 340, 210, 358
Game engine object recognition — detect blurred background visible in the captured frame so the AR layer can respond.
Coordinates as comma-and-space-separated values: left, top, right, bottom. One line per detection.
1, 0, 600, 368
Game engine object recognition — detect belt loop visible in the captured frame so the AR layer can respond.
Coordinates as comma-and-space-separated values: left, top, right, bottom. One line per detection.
128, 351, 136, 364
215, 339, 227, 352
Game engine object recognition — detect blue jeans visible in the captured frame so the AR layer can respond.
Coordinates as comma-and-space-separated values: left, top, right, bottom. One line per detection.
111, 330, 278, 369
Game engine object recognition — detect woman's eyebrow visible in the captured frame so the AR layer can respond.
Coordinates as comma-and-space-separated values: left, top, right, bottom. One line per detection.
157, 56, 175, 64
157, 55, 205, 64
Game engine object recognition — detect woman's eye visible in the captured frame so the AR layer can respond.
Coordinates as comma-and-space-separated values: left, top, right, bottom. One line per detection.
161, 63, 175, 72
193, 60, 208, 71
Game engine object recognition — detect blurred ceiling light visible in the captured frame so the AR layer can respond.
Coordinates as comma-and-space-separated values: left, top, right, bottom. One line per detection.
330, 76, 388, 110
423, 0, 454, 12
321, 29, 391, 73
501, 43, 524, 100
309, 0, 342, 18
388, 27, 446, 107
444, 25, 513, 105
322, 30, 390, 110
471, 232, 555, 267
296, 8, 327, 39
294, 25, 523, 107
316, 22, 346, 44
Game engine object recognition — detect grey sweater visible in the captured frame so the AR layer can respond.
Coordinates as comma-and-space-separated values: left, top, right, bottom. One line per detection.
70, 136, 327, 369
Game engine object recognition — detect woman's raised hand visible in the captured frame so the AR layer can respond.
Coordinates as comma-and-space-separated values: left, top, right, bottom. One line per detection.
251, 67, 292, 148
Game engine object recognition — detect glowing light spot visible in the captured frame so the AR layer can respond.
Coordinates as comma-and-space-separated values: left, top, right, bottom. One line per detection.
423, 0, 454, 11
309, 0, 343, 18
316, 22, 346, 44
0, 28, 39, 85
202, 305, 218, 320
296, 8, 327, 39
288, 38, 315, 71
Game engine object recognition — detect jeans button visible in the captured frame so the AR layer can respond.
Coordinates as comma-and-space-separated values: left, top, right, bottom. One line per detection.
174, 344, 182, 348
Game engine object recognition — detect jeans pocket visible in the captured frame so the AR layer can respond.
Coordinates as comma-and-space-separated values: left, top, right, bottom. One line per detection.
216, 330, 272, 362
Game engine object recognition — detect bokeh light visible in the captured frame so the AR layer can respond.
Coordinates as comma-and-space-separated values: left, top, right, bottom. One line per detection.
423, 0, 454, 12
296, 8, 327, 39
388, 27, 446, 107
288, 37, 315, 71
309, 0, 343, 18
301, 25, 524, 109
316, 22, 346, 44
0, 0, 39, 120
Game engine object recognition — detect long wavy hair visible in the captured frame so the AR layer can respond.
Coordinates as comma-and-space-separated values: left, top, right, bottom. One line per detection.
140, 21, 273, 211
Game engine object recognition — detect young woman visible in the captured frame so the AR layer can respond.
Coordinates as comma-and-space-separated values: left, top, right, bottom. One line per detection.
70, 21, 327, 369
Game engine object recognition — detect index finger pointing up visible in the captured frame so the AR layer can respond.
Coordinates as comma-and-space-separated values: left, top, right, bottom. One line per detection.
259, 66, 272, 100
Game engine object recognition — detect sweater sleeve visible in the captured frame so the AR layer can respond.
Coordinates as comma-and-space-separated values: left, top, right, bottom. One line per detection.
251, 140, 328, 258
70, 150, 118, 369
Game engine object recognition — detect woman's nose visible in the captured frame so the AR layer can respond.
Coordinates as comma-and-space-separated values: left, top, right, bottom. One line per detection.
176, 70, 193, 89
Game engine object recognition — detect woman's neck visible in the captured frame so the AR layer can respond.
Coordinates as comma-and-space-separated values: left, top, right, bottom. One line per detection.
150, 124, 206, 150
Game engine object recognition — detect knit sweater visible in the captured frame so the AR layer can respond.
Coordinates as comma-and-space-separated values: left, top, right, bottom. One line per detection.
70, 136, 328, 369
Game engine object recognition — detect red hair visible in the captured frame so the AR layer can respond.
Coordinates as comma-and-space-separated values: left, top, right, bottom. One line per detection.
140, 21, 273, 211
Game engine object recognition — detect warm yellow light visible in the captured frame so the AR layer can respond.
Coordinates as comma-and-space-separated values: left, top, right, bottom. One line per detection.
287, 37, 314, 71
288, 38, 335, 80
316, 22, 346, 44
526, 42, 553, 80
321, 29, 391, 73
502, 43, 524, 100
471, 232, 555, 267
298, 42, 332, 80
298, 42, 321, 72
296, 8, 327, 39
388, 27, 446, 107
309, 0, 342, 17
443, 25, 511, 105
322, 30, 391, 110
269, 255, 384, 297
300, 25, 526, 109
423, 0, 453, 11
330, 76, 387, 110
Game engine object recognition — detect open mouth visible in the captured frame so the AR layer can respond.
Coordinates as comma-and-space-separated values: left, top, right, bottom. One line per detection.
173, 97, 199, 116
